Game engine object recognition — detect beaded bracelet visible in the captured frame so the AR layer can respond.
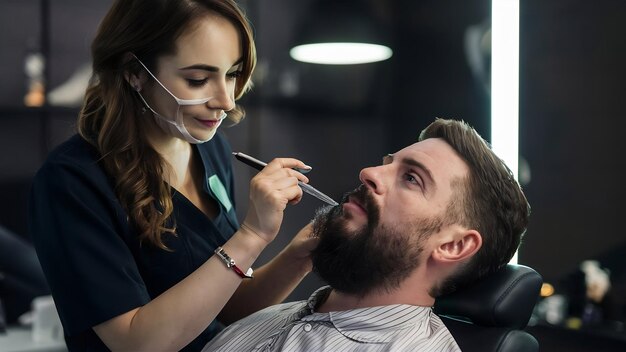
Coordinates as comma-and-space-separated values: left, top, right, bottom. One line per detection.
214, 246, 254, 279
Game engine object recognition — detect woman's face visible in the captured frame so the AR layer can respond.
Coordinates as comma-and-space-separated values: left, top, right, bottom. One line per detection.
142, 13, 243, 142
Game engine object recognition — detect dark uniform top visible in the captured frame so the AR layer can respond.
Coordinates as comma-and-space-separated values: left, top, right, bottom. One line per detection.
29, 133, 239, 351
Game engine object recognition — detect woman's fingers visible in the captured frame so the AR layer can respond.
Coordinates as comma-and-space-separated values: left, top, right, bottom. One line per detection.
243, 157, 310, 242
279, 223, 319, 274
250, 173, 302, 205
254, 159, 310, 205
263, 158, 310, 182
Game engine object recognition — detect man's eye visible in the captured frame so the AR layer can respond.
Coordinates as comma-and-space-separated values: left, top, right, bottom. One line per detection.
186, 78, 208, 87
404, 173, 421, 186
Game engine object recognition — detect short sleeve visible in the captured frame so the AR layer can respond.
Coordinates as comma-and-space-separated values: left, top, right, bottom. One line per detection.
28, 146, 150, 336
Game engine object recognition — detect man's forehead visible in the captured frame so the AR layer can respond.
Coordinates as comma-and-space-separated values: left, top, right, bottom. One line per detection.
397, 138, 450, 157
393, 138, 469, 177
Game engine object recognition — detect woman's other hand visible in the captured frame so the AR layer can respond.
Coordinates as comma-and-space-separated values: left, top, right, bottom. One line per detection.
280, 222, 318, 275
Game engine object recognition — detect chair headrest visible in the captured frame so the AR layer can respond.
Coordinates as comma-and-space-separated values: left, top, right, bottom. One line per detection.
434, 264, 542, 329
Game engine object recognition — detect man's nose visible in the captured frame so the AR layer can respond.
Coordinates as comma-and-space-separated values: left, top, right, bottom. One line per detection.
359, 165, 387, 195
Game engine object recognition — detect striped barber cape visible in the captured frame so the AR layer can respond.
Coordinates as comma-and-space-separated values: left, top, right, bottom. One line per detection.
202, 286, 461, 352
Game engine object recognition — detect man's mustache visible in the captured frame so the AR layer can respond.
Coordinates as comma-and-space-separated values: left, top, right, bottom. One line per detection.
340, 185, 379, 227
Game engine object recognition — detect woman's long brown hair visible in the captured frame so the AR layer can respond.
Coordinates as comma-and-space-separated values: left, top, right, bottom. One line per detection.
78, 0, 256, 249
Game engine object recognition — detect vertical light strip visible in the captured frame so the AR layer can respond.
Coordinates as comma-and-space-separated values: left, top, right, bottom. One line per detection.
491, 0, 520, 264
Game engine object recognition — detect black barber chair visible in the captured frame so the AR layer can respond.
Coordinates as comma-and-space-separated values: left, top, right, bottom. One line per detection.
0, 226, 50, 324
434, 264, 542, 352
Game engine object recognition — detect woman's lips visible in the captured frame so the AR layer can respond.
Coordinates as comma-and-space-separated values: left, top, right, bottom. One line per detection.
194, 118, 221, 129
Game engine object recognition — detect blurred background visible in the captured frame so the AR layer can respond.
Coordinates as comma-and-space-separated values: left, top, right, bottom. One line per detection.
1, 0, 626, 350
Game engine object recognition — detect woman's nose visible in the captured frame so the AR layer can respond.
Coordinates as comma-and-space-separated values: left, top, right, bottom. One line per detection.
359, 165, 387, 195
207, 79, 235, 112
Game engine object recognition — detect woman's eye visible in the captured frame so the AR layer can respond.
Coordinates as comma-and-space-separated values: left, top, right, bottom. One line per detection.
227, 71, 243, 80
186, 78, 208, 87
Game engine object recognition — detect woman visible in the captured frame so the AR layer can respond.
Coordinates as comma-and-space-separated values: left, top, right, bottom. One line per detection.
29, 0, 316, 351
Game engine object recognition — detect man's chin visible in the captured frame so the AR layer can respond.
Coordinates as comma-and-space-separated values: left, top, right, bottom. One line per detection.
327, 213, 367, 238
340, 220, 367, 235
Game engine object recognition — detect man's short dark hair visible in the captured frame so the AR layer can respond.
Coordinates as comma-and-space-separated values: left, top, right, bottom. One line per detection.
419, 119, 530, 296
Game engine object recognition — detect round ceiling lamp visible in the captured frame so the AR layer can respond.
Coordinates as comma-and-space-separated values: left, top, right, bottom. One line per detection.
290, 42, 392, 65
289, 1, 393, 65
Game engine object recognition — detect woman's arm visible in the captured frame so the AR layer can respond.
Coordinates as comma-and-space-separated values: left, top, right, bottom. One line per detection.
93, 228, 265, 351
218, 223, 318, 324
92, 158, 309, 352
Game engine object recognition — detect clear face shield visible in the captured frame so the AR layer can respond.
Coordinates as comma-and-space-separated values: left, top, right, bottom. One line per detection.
132, 54, 230, 144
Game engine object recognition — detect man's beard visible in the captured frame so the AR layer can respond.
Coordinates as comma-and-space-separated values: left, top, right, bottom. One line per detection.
311, 185, 442, 297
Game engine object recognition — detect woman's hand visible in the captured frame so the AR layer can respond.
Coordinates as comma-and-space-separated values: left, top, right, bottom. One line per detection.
219, 222, 319, 323
241, 158, 310, 243
279, 222, 319, 275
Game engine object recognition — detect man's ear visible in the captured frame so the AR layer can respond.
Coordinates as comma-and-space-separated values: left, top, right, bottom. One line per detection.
122, 52, 142, 92
433, 229, 482, 263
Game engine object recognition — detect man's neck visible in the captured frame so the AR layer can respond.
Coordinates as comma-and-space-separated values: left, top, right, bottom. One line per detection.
316, 279, 436, 313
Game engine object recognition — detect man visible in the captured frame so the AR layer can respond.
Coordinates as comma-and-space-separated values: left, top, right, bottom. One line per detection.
203, 119, 530, 351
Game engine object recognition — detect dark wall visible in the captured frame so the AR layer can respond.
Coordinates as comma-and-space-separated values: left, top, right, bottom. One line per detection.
519, 0, 626, 284
388, 0, 491, 148
0, 0, 113, 238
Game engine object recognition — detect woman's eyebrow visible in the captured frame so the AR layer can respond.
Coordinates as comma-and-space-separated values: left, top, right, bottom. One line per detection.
178, 58, 243, 72
179, 64, 219, 72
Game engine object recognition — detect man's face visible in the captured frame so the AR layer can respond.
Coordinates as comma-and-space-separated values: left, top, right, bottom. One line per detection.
312, 138, 470, 296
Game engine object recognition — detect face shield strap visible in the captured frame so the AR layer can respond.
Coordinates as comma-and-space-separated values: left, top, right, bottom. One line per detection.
132, 54, 213, 105
135, 89, 210, 144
